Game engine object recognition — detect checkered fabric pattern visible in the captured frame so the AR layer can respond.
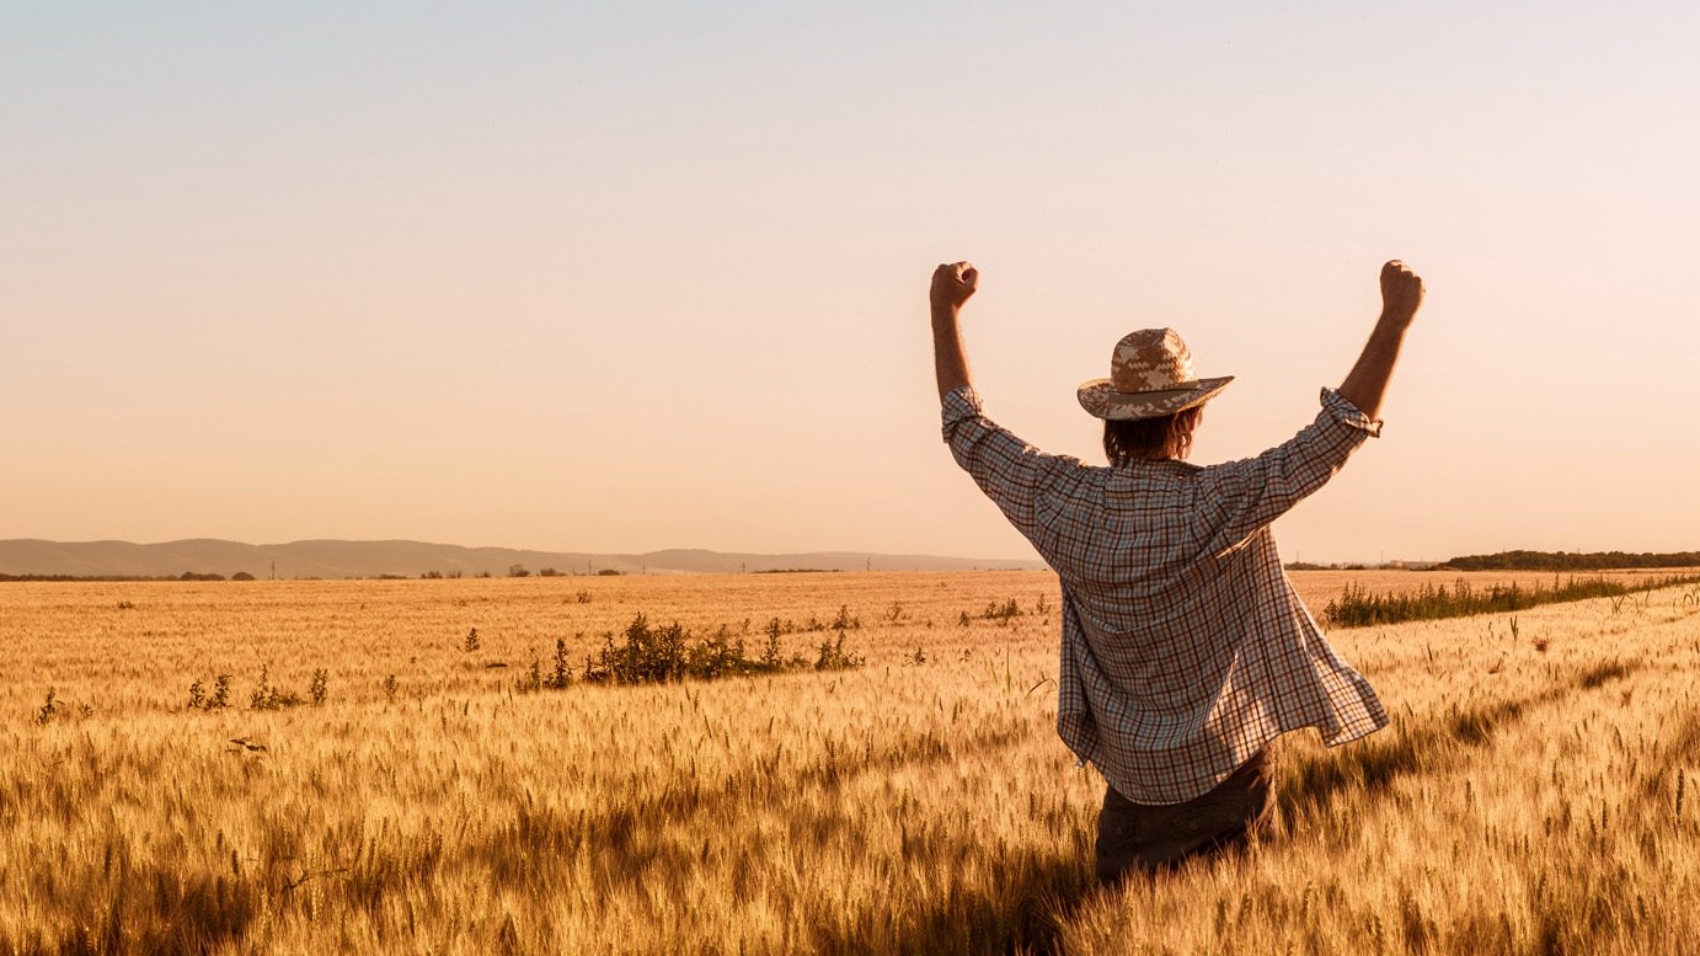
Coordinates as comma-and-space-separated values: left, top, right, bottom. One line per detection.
942, 385, 1390, 804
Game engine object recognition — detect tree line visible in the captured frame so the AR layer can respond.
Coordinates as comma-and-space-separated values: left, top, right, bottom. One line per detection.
1440, 550, 1700, 571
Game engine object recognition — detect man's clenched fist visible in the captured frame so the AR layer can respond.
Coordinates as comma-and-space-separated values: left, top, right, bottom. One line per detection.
931, 261, 979, 313
1380, 260, 1424, 326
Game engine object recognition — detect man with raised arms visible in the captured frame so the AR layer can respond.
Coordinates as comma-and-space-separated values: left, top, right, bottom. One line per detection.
931, 259, 1424, 882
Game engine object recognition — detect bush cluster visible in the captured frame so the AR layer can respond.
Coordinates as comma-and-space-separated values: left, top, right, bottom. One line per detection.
249, 665, 304, 710
519, 613, 865, 690
187, 668, 326, 711
187, 675, 232, 710
34, 689, 94, 725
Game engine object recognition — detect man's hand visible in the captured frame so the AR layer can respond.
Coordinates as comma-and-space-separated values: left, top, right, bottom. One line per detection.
931, 261, 979, 314
930, 261, 976, 401
1380, 260, 1425, 327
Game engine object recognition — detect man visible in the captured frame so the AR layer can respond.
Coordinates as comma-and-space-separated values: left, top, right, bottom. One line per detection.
931, 259, 1424, 884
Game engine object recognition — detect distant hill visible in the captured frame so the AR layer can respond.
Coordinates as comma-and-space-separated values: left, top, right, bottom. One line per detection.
0, 539, 1045, 579
1440, 550, 1700, 571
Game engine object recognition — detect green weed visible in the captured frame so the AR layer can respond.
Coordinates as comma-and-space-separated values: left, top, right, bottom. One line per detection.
1324, 573, 1700, 628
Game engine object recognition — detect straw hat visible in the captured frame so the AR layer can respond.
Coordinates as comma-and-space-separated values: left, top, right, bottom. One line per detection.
1076, 328, 1233, 420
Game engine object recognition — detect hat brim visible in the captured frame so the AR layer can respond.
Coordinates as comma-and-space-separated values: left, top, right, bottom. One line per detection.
1076, 376, 1233, 421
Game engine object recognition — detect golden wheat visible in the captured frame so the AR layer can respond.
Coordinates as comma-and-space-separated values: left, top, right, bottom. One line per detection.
2, 570, 1696, 954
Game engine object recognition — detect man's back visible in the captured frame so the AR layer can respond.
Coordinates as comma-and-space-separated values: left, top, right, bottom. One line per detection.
942, 382, 1387, 803
927, 258, 1424, 878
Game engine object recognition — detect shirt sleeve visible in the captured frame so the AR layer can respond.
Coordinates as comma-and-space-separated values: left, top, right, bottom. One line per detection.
1193, 388, 1381, 556
940, 385, 1082, 544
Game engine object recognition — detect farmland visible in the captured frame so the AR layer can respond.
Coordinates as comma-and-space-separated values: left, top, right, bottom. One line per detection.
4, 570, 1699, 954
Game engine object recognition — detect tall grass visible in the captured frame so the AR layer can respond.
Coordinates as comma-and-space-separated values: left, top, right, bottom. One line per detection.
1322, 572, 1700, 627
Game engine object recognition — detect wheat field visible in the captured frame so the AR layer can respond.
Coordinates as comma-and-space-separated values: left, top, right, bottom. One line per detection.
3, 570, 1698, 954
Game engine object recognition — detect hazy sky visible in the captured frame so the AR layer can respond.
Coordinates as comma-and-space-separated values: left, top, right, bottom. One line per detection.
4, 3, 1698, 563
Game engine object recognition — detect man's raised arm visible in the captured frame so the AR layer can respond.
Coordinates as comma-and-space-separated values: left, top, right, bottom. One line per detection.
931, 261, 979, 402
1337, 260, 1425, 419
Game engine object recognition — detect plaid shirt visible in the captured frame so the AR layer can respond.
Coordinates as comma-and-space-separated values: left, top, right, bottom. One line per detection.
942, 385, 1389, 804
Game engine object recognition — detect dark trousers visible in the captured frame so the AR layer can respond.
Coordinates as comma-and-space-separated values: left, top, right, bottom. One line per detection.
1094, 749, 1272, 885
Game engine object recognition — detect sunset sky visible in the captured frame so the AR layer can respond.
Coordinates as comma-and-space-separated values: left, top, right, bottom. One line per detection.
5, 3, 1698, 564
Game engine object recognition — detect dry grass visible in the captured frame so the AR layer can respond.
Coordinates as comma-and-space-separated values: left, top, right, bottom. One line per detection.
3, 570, 1698, 954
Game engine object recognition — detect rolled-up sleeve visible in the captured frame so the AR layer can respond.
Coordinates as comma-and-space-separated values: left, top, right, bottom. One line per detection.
1195, 388, 1381, 555
941, 386, 1081, 543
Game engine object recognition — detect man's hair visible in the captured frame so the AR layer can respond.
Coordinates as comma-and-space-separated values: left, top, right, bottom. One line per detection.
1103, 406, 1203, 465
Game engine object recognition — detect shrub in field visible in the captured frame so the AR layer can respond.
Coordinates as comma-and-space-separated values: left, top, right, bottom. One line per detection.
796, 607, 862, 633
548, 638, 573, 689
520, 638, 577, 693
815, 630, 865, 671
186, 666, 321, 711
187, 674, 234, 710
685, 631, 749, 680
35, 688, 94, 725
249, 666, 305, 710
576, 614, 850, 686
584, 615, 688, 684
760, 622, 785, 668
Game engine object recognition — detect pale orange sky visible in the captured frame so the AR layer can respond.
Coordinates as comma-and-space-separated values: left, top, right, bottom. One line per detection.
4, 4, 1698, 563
